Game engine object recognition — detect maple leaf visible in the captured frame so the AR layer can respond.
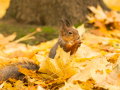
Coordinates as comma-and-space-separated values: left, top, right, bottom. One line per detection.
69, 57, 111, 83
39, 46, 79, 79
75, 44, 101, 58
88, 5, 107, 22
103, 0, 120, 11
88, 5, 120, 35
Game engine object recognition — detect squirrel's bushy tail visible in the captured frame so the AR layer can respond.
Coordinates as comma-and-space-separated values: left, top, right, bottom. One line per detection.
0, 57, 39, 81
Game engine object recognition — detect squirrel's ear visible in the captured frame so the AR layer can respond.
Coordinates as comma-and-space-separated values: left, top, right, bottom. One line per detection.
64, 19, 71, 28
61, 19, 67, 30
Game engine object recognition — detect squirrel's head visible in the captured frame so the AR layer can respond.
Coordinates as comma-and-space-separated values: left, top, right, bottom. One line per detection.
60, 19, 80, 44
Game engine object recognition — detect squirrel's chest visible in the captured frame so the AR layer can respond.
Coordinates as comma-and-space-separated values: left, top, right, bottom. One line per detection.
63, 43, 78, 55
58, 39, 78, 55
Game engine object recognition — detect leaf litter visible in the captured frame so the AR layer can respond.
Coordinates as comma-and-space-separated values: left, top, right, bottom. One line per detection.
1, 7, 120, 90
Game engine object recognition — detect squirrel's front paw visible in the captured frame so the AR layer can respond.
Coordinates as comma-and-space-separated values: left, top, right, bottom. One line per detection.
74, 39, 82, 47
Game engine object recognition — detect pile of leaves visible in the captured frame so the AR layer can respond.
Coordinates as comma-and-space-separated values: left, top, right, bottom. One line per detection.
87, 5, 120, 38
1, 6, 120, 90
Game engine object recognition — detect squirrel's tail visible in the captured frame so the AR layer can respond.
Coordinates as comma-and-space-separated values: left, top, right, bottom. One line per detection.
0, 58, 39, 81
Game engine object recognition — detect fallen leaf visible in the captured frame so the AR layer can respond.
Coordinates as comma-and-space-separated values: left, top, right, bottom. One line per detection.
76, 24, 85, 37
0, 0, 10, 18
103, 0, 120, 11
88, 5, 107, 21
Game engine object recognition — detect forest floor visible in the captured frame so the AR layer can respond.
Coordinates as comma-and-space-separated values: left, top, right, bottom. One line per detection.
0, 19, 59, 45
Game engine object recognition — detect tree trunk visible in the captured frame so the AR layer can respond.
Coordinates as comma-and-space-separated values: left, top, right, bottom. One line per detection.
3, 0, 110, 26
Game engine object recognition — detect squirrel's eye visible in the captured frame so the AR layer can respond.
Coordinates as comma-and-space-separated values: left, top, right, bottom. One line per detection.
69, 32, 72, 34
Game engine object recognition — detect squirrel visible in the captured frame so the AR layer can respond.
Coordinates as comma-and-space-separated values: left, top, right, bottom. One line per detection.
49, 19, 82, 59
0, 19, 82, 82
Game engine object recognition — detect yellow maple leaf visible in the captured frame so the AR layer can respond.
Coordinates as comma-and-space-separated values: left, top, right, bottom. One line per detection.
103, 0, 120, 11
88, 5, 107, 21
39, 46, 79, 79
70, 57, 110, 84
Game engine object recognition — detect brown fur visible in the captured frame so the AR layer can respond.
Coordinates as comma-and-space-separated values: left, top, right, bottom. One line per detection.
64, 40, 81, 55
0, 58, 39, 82
49, 19, 82, 59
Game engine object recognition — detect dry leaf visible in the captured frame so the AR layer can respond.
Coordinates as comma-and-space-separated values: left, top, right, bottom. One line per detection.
0, 0, 10, 18
103, 0, 120, 11
76, 24, 85, 37
88, 5, 107, 21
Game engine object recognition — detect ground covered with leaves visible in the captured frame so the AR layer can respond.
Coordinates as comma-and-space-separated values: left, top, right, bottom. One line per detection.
1, 6, 120, 90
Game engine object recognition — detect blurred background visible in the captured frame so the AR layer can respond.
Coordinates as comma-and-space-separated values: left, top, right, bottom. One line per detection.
0, 0, 119, 45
